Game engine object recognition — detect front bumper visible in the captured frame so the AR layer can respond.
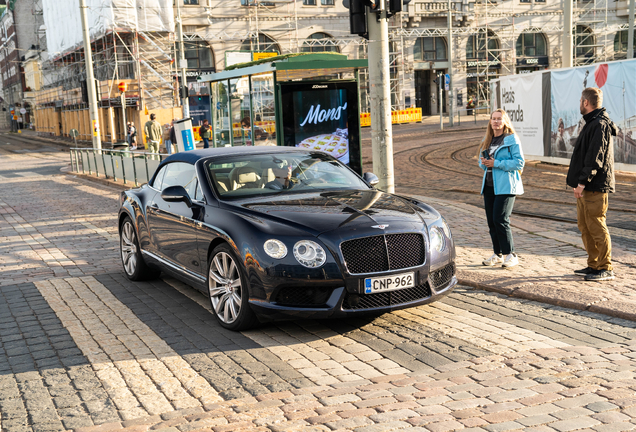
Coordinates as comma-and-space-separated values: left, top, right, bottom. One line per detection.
249, 262, 457, 321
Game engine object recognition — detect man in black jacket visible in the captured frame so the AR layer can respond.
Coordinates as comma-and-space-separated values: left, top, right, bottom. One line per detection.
566, 87, 617, 282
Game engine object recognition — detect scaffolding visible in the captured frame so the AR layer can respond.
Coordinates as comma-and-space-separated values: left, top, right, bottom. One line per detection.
35, 0, 177, 142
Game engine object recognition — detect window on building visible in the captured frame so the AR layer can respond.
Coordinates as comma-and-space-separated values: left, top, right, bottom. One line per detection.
614, 30, 636, 59
575, 25, 595, 62
516, 33, 547, 57
322, 0, 335, 4
413, 37, 447, 61
519, 0, 531, 4
239, 33, 280, 54
301, 32, 339, 53
184, 0, 199, 4
241, 0, 276, 5
466, 31, 499, 60
177, 40, 215, 69
303, 0, 317, 4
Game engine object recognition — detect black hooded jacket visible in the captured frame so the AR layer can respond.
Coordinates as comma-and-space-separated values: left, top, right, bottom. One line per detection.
566, 107, 617, 193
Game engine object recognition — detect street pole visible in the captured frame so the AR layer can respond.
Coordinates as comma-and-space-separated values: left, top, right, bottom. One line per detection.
447, 0, 454, 127
628, 0, 635, 59
176, 2, 190, 118
438, 72, 443, 131
79, 0, 102, 150
121, 92, 127, 144
563, 0, 573, 68
367, 3, 394, 193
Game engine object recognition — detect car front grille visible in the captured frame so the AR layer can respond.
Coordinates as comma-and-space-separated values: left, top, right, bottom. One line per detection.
340, 233, 425, 274
342, 282, 432, 310
430, 263, 455, 290
274, 286, 333, 307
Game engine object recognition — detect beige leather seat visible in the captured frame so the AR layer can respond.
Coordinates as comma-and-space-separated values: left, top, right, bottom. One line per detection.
229, 166, 262, 190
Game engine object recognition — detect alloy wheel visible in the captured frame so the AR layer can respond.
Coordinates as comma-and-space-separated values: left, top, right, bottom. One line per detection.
208, 251, 242, 324
120, 221, 138, 276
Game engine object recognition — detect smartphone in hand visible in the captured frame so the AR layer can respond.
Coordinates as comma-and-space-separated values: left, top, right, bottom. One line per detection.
481, 150, 490, 160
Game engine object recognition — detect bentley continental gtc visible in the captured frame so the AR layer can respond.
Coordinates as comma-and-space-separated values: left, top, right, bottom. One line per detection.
118, 147, 456, 330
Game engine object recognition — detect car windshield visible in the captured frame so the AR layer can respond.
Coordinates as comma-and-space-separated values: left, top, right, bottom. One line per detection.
206, 151, 370, 199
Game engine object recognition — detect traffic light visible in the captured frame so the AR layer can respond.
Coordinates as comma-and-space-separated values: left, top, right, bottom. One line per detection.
179, 85, 188, 99
348, 0, 369, 38
387, 0, 411, 16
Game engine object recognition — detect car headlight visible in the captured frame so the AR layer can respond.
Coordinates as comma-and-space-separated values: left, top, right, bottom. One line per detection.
293, 240, 326, 268
429, 226, 446, 252
264, 239, 287, 259
441, 217, 452, 238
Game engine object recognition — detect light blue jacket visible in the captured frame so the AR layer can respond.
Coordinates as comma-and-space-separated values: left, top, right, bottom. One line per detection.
479, 133, 525, 195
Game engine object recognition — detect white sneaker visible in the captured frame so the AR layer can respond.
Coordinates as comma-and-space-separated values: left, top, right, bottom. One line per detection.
482, 254, 504, 266
502, 253, 519, 268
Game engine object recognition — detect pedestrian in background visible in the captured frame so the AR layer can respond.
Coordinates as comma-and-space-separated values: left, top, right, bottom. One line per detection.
169, 120, 177, 153
126, 122, 131, 147
163, 120, 176, 155
144, 113, 162, 159
129, 122, 137, 150
566, 87, 617, 282
478, 109, 525, 268
200, 119, 211, 149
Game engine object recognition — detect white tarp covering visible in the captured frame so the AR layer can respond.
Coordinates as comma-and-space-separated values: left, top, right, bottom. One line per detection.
42, 0, 174, 56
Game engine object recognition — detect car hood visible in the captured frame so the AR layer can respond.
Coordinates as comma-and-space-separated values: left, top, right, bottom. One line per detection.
233, 190, 429, 236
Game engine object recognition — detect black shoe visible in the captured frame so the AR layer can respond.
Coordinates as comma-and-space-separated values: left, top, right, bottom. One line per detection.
574, 267, 595, 276
585, 269, 615, 282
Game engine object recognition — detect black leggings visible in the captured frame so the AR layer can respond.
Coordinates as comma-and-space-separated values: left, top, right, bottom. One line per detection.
483, 184, 516, 255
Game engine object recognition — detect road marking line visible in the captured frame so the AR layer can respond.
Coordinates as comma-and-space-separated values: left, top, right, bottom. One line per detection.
34, 276, 222, 420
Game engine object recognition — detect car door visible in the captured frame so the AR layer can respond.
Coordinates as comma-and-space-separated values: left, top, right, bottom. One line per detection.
146, 162, 203, 276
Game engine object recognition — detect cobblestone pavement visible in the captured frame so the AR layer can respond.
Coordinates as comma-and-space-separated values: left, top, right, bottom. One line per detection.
1, 132, 636, 432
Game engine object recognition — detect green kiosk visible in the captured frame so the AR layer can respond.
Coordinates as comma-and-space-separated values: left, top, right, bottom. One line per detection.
198, 53, 368, 174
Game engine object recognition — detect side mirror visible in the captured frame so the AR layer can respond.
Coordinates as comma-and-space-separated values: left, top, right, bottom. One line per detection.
363, 172, 380, 186
161, 185, 193, 208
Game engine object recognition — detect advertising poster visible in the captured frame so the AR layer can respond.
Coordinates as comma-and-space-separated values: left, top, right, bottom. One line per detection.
550, 60, 636, 164
189, 95, 211, 126
289, 87, 351, 165
494, 73, 545, 157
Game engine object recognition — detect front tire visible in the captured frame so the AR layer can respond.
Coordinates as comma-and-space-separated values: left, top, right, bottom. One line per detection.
207, 244, 258, 331
120, 216, 158, 281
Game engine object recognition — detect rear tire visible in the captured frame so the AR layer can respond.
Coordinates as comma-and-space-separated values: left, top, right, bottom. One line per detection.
207, 244, 258, 331
120, 216, 159, 281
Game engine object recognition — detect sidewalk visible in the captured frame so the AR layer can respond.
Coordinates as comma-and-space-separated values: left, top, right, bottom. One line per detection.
416, 195, 636, 322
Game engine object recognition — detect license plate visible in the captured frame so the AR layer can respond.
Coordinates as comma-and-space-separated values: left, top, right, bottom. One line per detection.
364, 272, 415, 294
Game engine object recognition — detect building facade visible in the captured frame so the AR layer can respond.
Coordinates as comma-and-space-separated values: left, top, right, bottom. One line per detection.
177, 0, 635, 118
27, 0, 636, 138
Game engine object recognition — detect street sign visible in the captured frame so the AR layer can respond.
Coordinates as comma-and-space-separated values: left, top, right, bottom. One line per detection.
69, 129, 79, 137
19, 108, 26, 114
444, 74, 450, 91
118, 82, 128, 92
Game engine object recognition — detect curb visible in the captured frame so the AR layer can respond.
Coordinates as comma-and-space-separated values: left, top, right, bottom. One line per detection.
459, 277, 636, 323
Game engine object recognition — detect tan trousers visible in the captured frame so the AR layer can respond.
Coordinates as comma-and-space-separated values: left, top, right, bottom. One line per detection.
148, 140, 160, 160
577, 190, 612, 271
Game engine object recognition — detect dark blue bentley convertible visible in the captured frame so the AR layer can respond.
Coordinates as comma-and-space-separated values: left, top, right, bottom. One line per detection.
118, 147, 456, 330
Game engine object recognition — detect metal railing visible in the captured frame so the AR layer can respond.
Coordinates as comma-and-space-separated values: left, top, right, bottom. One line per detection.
70, 148, 168, 187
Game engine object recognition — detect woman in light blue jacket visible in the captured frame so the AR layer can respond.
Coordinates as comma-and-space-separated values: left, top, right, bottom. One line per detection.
478, 109, 525, 268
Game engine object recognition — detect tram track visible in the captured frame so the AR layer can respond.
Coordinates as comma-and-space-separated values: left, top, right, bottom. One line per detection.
389, 130, 636, 231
